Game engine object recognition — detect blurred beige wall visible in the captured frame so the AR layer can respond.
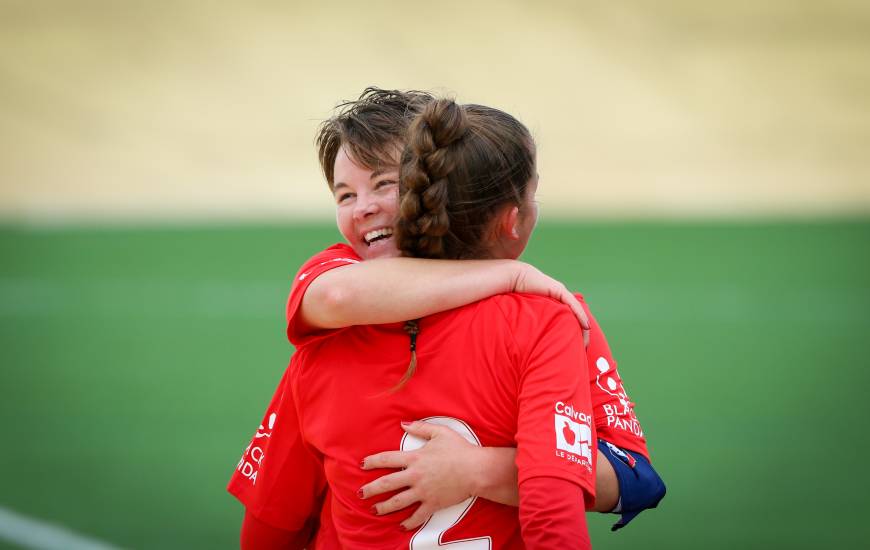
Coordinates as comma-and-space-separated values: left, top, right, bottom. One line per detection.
1, 0, 868, 222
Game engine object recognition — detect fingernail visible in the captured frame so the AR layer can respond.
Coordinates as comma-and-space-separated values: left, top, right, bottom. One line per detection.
359, 459, 366, 469
357, 489, 364, 498
399, 524, 408, 531
370, 505, 379, 515
400, 421, 412, 427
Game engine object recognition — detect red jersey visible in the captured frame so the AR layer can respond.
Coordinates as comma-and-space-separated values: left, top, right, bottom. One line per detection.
228, 244, 648, 547
284, 244, 649, 458
227, 365, 326, 538
296, 293, 594, 548
576, 294, 649, 459
285, 243, 363, 348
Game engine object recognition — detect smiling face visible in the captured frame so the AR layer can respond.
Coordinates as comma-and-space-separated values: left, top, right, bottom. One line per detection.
332, 146, 402, 260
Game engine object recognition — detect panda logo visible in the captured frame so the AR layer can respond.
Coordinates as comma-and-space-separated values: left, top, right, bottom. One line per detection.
595, 357, 632, 416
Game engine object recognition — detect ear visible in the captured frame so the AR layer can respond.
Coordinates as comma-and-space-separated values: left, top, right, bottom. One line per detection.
497, 205, 521, 241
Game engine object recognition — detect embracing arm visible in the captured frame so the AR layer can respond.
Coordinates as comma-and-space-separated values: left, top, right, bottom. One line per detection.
461, 444, 617, 512
360, 422, 619, 529
470, 446, 618, 512
300, 258, 589, 336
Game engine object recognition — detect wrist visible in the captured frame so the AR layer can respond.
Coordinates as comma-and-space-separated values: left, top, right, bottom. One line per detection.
467, 445, 492, 497
503, 260, 527, 294
468, 446, 520, 506
468, 446, 510, 497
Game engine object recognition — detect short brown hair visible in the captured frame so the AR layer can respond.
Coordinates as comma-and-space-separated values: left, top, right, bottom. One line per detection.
315, 87, 435, 189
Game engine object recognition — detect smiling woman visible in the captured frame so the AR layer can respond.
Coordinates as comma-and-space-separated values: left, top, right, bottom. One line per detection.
331, 147, 401, 260
314, 89, 433, 260
228, 89, 665, 549
230, 93, 601, 549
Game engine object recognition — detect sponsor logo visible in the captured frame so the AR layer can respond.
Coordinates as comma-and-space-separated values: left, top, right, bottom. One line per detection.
595, 357, 644, 437
554, 402, 593, 469
255, 413, 277, 438
235, 412, 277, 485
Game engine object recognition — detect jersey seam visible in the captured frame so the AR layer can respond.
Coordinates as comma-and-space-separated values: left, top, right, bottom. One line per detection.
491, 297, 525, 367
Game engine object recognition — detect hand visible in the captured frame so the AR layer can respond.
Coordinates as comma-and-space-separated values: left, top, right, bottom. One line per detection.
513, 263, 590, 346
359, 421, 480, 530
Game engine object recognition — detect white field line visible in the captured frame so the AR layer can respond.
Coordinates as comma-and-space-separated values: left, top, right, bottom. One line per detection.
0, 506, 123, 550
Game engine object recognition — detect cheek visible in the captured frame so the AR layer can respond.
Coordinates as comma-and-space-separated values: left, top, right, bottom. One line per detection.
335, 207, 355, 242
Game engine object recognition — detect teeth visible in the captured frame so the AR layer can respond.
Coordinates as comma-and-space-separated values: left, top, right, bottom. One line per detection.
364, 228, 394, 244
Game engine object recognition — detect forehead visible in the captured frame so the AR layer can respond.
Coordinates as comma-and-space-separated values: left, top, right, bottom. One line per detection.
333, 146, 398, 186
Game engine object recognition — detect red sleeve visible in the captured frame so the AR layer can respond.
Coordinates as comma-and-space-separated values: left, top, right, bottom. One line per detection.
227, 363, 326, 532
519, 477, 590, 550
240, 509, 314, 550
500, 295, 596, 507
576, 293, 650, 459
285, 243, 362, 347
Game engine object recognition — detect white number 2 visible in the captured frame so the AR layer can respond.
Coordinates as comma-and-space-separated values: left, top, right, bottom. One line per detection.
402, 417, 492, 550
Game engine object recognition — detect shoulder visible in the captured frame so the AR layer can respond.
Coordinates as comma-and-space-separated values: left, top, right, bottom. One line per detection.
294, 243, 361, 282
286, 243, 361, 345
487, 292, 576, 322
472, 293, 581, 343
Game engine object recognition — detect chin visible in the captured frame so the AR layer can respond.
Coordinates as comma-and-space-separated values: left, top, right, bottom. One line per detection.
360, 236, 401, 260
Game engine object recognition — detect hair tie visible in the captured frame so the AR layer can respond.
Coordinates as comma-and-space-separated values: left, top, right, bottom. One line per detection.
404, 320, 420, 352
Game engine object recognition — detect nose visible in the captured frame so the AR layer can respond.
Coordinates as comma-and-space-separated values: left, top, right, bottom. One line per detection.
353, 191, 379, 221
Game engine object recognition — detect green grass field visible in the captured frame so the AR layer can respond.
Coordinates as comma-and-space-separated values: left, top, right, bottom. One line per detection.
1, 219, 868, 549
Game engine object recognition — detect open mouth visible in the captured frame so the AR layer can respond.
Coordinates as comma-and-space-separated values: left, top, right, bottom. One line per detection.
364, 227, 394, 246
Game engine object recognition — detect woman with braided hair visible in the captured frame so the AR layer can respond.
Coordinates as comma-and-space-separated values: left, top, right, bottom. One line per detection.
234, 96, 588, 549
228, 89, 664, 549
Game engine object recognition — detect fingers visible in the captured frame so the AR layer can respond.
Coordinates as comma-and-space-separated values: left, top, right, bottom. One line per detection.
362, 421, 456, 471
359, 469, 412, 499
400, 420, 452, 439
400, 504, 435, 530
361, 449, 413, 470
560, 291, 591, 340
562, 290, 591, 330
577, 305, 590, 331
370, 488, 419, 515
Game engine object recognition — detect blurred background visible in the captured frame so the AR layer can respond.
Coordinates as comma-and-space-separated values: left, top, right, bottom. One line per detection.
1, 1, 868, 548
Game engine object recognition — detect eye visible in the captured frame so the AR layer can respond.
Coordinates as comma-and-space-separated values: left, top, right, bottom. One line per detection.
336, 192, 354, 204
375, 179, 397, 190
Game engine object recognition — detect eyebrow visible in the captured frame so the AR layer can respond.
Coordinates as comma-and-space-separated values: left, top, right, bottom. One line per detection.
370, 167, 397, 179
332, 168, 398, 192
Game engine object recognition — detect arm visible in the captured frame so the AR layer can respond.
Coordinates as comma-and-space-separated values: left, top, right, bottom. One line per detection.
300, 257, 589, 337
581, 297, 650, 458
519, 478, 590, 550
513, 299, 594, 544
360, 422, 619, 529
358, 422, 519, 529
227, 365, 326, 542
240, 510, 313, 550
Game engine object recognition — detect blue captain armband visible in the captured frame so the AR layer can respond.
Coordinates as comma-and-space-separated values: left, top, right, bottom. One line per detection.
599, 439, 666, 531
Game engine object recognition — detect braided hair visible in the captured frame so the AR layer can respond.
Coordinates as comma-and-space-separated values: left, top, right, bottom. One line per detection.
391, 98, 536, 390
